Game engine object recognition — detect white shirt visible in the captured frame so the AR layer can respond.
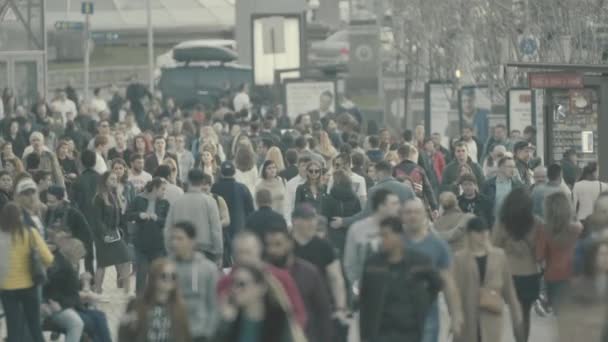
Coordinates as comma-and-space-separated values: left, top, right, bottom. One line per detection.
233, 92, 251, 113
235, 166, 259, 197
464, 139, 478, 163
573, 180, 608, 220
51, 99, 77, 125
128, 170, 153, 193
90, 97, 109, 120
93, 153, 108, 175
285, 174, 306, 226
164, 183, 184, 206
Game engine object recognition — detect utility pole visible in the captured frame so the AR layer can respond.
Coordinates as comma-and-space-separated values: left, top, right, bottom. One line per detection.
146, 0, 154, 94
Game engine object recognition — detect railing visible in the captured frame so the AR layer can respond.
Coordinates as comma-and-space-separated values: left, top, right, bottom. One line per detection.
48, 65, 149, 91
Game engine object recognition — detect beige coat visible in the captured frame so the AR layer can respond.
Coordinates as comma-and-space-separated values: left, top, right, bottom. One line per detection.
453, 247, 523, 342
557, 276, 608, 342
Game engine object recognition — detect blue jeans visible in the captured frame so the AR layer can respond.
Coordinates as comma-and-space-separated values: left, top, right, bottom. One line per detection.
135, 249, 165, 294
51, 308, 84, 342
421, 301, 439, 342
79, 308, 112, 342
0, 286, 45, 342
546, 280, 567, 312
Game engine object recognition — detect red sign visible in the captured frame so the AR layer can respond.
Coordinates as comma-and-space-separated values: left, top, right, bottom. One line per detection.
528, 72, 584, 89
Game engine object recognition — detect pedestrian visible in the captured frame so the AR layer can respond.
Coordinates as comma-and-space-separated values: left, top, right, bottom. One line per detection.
255, 160, 287, 214
434, 192, 474, 252
482, 144, 506, 179
321, 169, 361, 255
359, 217, 441, 342
513, 141, 533, 186
165, 169, 223, 265
393, 144, 438, 217
265, 146, 286, 173
212, 161, 255, 266
573, 162, 608, 221
246, 189, 288, 242
118, 258, 191, 342
90, 171, 131, 294
536, 191, 583, 309
295, 159, 326, 214
128, 177, 170, 294
174, 134, 195, 184
332, 152, 367, 206
441, 141, 484, 193
153, 164, 184, 205
453, 216, 523, 342
531, 163, 571, 219
279, 149, 300, 181
481, 156, 524, 217
457, 174, 493, 225
144, 135, 178, 175
284, 156, 312, 226
128, 153, 153, 193
492, 187, 541, 341
264, 226, 333, 342
23, 131, 65, 187
401, 198, 463, 341
168, 221, 220, 342
234, 141, 258, 196
0, 202, 54, 342
560, 149, 580, 189
72, 150, 99, 219
0, 170, 13, 211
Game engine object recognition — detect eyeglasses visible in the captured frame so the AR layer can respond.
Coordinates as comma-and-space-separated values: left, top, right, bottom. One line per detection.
159, 272, 177, 282
308, 169, 321, 175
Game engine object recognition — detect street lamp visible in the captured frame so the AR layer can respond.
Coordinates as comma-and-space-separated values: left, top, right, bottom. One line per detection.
146, 0, 154, 94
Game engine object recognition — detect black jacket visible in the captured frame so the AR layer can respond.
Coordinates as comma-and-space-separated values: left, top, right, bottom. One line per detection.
458, 193, 493, 225
321, 184, 361, 253
212, 178, 255, 236
127, 195, 170, 255
393, 160, 438, 210
279, 165, 299, 182
480, 176, 525, 214
45, 203, 94, 254
0, 189, 11, 212
360, 250, 441, 342
43, 251, 82, 310
71, 168, 99, 219
295, 182, 326, 212
246, 206, 287, 241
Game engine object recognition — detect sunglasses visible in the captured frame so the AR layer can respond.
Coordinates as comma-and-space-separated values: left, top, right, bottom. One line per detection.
159, 272, 177, 282
308, 169, 321, 175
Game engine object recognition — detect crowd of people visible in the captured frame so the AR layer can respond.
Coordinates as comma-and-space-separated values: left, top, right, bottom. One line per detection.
0, 82, 607, 342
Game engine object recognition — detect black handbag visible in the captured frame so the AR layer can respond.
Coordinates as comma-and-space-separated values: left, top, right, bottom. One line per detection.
29, 228, 47, 285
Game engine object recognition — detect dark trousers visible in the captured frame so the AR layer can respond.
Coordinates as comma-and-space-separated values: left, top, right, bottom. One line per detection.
513, 273, 541, 342
1, 286, 45, 342
78, 308, 112, 342
135, 249, 166, 294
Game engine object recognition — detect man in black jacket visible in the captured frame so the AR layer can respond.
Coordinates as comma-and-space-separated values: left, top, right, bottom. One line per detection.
393, 144, 438, 216
359, 217, 441, 342
46, 185, 95, 275
71, 150, 99, 222
246, 189, 288, 243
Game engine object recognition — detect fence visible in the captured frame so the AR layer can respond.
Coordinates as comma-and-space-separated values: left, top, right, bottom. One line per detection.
48, 65, 149, 92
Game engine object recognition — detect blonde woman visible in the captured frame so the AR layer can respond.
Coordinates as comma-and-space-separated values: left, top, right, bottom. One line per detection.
317, 131, 337, 162
265, 146, 285, 172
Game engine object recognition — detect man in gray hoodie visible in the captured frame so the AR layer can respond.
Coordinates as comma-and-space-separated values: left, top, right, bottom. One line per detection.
164, 169, 223, 264
168, 221, 219, 342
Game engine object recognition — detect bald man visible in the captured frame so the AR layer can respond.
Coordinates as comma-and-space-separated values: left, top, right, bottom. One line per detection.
216, 231, 308, 328
402, 198, 463, 341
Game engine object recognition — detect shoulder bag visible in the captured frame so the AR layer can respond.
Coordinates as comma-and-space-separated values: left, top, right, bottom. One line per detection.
29, 228, 47, 285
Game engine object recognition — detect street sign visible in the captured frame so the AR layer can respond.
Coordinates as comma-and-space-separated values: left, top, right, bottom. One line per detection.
54, 21, 84, 30
529, 72, 584, 89
81, 2, 94, 15
91, 32, 120, 42
0, 6, 17, 22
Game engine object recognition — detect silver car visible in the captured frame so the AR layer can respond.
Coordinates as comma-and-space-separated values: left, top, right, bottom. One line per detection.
308, 28, 395, 67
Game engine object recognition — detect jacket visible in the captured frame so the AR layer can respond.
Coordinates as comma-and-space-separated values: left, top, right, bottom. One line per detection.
343, 176, 415, 227
434, 209, 474, 252
294, 182, 326, 212
557, 276, 608, 342
393, 160, 438, 210
172, 252, 219, 339
321, 184, 361, 252
43, 251, 82, 310
143, 151, 178, 175
359, 250, 440, 342
127, 195, 170, 255
561, 159, 580, 189
458, 193, 494, 226
515, 158, 532, 186
164, 190, 223, 260
44, 203, 94, 257
453, 247, 522, 342
492, 220, 542, 276
72, 168, 99, 219
440, 159, 485, 193
212, 178, 255, 236
481, 176, 524, 214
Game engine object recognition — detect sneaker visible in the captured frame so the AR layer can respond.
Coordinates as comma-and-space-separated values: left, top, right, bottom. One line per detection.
534, 299, 552, 317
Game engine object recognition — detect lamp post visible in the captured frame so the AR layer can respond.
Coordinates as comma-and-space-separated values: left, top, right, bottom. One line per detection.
146, 0, 154, 94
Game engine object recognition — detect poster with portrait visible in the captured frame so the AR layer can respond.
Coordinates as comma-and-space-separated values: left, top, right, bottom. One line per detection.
458, 85, 492, 143
425, 82, 454, 148
284, 80, 337, 120
507, 89, 534, 133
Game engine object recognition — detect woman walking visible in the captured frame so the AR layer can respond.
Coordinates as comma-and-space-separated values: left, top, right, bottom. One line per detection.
255, 160, 287, 213
321, 169, 360, 255
573, 162, 608, 221
295, 160, 326, 212
454, 216, 522, 342
91, 171, 132, 294
0, 202, 54, 342
127, 178, 170, 294
234, 141, 259, 196
493, 188, 541, 341
118, 258, 191, 342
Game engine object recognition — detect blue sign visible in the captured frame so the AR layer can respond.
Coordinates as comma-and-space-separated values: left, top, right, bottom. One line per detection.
91, 32, 120, 42
519, 37, 538, 56
81, 2, 94, 15
54, 21, 84, 30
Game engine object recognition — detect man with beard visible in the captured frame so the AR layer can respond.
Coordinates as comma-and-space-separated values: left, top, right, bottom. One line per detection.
264, 225, 333, 342
45, 185, 95, 275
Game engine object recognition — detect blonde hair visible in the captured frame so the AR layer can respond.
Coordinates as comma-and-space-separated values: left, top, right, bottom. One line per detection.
318, 131, 337, 160
265, 146, 285, 172
439, 191, 458, 211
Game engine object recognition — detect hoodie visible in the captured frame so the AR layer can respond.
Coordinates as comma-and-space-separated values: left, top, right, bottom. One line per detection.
172, 252, 220, 339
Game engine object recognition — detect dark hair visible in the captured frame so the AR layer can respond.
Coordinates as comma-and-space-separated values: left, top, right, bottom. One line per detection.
95, 171, 116, 205
333, 169, 352, 189
351, 152, 365, 169
285, 149, 298, 165
25, 153, 40, 170
375, 161, 392, 174
563, 148, 577, 159
495, 123, 507, 130
466, 216, 489, 232
145, 177, 165, 193
397, 144, 412, 159
402, 129, 413, 142
297, 156, 312, 166
547, 163, 562, 182
153, 135, 166, 145
255, 189, 272, 207
188, 168, 205, 186
0, 202, 25, 240
154, 165, 172, 180
130, 153, 144, 164
499, 187, 535, 240
81, 150, 97, 168
379, 217, 403, 234
261, 160, 276, 180
371, 188, 396, 212
524, 125, 536, 135
111, 158, 129, 183
172, 221, 197, 240
294, 136, 307, 150
580, 162, 598, 181
334, 152, 352, 167
201, 173, 213, 185
33, 170, 51, 184
458, 173, 478, 185
368, 135, 379, 148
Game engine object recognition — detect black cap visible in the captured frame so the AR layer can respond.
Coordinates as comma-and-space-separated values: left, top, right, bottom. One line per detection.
292, 203, 317, 220
513, 141, 532, 153
220, 161, 236, 177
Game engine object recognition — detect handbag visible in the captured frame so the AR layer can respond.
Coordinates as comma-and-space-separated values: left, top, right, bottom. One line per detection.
479, 287, 503, 314
29, 228, 47, 285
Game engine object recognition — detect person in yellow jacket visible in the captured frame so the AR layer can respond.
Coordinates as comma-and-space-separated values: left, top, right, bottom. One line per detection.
0, 198, 54, 342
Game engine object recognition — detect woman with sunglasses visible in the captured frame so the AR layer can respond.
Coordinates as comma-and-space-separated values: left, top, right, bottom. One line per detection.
214, 264, 306, 342
118, 258, 191, 342
294, 160, 326, 213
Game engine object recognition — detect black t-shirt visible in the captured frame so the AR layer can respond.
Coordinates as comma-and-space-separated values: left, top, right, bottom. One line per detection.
294, 236, 336, 279
475, 255, 487, 284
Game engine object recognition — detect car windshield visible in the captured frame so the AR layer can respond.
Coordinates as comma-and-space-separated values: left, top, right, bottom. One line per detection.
326, 30, 348, 42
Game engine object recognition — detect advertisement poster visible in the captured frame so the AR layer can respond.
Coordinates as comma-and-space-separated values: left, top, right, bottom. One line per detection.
459, 86, 492, 143
508, 89, 534, 133
284, 80, 336, 119
427, 83, 454, 147
252, 16, 301, 85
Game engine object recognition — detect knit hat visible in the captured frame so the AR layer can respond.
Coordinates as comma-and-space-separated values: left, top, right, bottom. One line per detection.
15, 178, 37, 195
